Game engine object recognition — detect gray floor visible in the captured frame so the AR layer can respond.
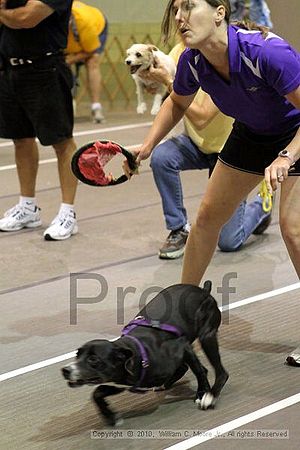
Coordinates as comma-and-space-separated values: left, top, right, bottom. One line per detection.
0, 111, 299, 450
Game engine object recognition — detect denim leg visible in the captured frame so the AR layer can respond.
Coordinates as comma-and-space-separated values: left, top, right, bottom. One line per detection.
218, 195, 271, 252
249, 0, 273, 28
150, 134, 212, 230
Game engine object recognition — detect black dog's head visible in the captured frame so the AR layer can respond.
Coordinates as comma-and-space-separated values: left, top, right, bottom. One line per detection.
61, 339, 133, 388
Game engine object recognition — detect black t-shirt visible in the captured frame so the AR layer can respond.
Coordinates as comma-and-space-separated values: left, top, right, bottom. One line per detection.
0, 0, 73, 57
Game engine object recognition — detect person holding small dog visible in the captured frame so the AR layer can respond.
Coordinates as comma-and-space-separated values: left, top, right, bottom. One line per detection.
65, 1, 108, 123
0, 0, 79, 241
127, 0, 300, 288
140, 41, 273, 259
229, 0, 273, 28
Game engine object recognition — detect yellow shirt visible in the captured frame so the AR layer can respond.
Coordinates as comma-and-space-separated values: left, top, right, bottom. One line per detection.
66, 1, 106, 54
170, 44, 234, 154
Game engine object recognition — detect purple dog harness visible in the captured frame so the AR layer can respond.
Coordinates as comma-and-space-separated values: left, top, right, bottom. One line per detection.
121, 316, 183, 390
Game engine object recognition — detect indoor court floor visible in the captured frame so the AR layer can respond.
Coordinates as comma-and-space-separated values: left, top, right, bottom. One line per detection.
0, 111, 299, 450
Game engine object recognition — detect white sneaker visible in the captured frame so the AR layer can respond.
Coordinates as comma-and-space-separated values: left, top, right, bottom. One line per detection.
92, 105, 105, 124
0, 204, 41, 231
44, 210, 78, 241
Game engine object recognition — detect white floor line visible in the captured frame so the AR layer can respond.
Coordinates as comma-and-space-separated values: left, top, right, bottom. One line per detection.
0, 120, 152, 151
73, 122, 152, 137
1, 283, 300, 446
0, 352, 76, 382
220, 282, 300, 312
163, 282, 300, 450
1, 282, 299, 383
164, 393, 300, 450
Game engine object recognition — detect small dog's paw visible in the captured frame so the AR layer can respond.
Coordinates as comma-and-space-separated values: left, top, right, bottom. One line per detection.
137, 103, 147, 114
195, 392, 216, 410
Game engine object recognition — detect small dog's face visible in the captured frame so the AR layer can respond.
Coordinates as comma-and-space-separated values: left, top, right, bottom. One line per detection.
62, 339, 133, 388
62, 340, 117, 387
125, 44, 157, 74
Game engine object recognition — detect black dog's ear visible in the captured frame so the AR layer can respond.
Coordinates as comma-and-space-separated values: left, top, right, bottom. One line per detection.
113, 348, 135, 376
203, 280, 212, 294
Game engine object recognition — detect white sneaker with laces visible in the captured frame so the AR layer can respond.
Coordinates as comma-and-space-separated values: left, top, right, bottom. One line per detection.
44, 210, 78, 241
0, 203, 41, 231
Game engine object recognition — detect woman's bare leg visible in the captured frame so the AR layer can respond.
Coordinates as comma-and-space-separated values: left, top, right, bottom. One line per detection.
181, 161, 262, 285
279, 177, 300, 278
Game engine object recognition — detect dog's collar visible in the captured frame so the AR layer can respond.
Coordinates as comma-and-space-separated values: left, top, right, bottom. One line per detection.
121, 334, 149, 388
122, 316, 183, 337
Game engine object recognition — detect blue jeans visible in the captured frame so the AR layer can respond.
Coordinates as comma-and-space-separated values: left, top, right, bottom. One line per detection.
229, 1, 273, 27
150, 134, 270, 252
249, 0, 273, 28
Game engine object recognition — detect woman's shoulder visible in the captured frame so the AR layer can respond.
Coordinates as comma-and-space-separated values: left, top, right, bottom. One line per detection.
178, 47, 204, 66
232, 25, 293, 53
232, 25, 299, 64
255, 33, 300, 70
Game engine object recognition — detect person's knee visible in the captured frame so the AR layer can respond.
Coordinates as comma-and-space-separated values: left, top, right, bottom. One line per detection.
13, 138, 35, 151
194, 202, 221, 232
280, 216, 300, 247
86, 53, 100, 70
53, 138, 76, 154
150, 143, 173, 173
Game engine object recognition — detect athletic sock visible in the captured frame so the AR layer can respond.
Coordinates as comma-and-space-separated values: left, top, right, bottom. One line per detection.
91, 102, 101, 111
59, 203, 75, 215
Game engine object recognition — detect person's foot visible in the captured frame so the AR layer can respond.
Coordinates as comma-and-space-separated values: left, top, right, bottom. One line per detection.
159, 225, 190, 259
253, 180, 274, 235
91, 104, 105, 124
0, 203, 41, 231
252, 214, 272, 235
44, 210, 78, 241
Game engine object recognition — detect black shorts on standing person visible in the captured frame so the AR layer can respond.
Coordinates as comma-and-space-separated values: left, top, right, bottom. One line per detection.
0, 0, 78, 241
0, 55, 73, 146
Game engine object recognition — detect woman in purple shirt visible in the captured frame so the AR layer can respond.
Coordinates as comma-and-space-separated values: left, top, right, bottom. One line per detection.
131, 1, 300, 292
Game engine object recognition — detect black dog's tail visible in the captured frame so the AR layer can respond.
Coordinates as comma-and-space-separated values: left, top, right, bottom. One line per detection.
203, 280, 212, 294
196, 280, 220, 341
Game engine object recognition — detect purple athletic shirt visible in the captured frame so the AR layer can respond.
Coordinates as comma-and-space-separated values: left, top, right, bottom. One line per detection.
173, 25, 300, 135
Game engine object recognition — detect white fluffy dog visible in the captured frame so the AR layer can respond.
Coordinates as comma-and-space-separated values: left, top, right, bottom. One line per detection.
125, 44, 176, 115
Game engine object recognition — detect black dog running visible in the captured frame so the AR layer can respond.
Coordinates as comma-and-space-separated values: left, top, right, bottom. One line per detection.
62, 282, 228, 426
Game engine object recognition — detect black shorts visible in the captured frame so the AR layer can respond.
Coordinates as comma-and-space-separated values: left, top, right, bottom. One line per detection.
0, 56, 74, 146
219, 121, 300, 176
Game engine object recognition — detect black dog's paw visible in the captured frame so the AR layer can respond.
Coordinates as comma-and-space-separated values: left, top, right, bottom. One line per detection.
211, 371, 229, 398
105, 412, 124, 427
194, 392, 216, 410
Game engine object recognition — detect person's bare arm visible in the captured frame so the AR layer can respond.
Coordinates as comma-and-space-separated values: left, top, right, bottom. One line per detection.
286, 85, 300, 111
184, 93, 220, 129
265, 85, 300, 191
0, 0, 53, 29
140, 59, 219, 129
136, 90, 195, 163
122, 90, 195, 178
